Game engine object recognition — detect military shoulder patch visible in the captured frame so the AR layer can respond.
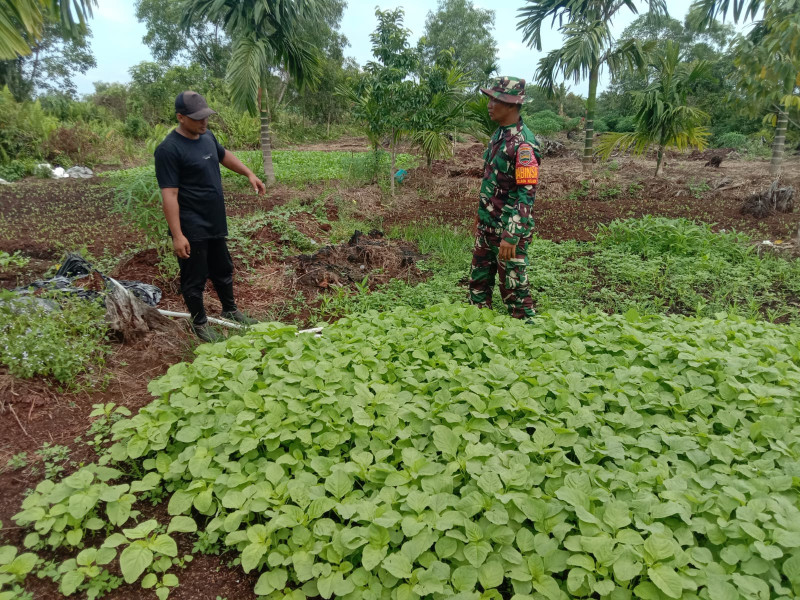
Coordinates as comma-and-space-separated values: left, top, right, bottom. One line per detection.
516, 143, 538, 185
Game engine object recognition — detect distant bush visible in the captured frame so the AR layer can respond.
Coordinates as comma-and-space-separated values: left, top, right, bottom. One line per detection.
593, 118, 610, 134
44, 123, 101, 166
714, 131, 748, 150
524, 109, 566, 136
614, 116, 636, 132
0, 87, 58, 161
0, 159, 36, 182
564, 116, 582, 133
122, 115, 149, 140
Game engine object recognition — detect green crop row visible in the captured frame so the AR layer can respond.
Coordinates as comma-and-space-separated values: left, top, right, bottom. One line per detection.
7, 302, 800, 599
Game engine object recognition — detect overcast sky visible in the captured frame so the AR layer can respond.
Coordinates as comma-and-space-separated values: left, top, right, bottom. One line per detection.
75, 0, 697, 97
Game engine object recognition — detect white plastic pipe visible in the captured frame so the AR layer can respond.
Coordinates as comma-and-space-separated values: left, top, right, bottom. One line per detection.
157, 309, 324, 335
157, 309, 244, 329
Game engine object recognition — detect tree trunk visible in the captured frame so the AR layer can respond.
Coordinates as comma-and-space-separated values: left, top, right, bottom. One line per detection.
259, 86, 276, 186
655, 132, 667, 177
276, 73, 289, 106
655, 146, 665, 177
582, 62, 599, 172
770, 102, 788, 177
390, 127, 397, 197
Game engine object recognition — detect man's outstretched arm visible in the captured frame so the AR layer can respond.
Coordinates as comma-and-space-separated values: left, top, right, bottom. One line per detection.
220, 152, 266, 195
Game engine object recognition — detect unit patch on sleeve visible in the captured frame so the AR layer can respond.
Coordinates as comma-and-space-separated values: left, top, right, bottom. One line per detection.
515, 143, 539, 185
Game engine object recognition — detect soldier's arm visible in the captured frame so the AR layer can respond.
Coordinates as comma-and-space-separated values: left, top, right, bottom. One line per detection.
500, 142, 538, 245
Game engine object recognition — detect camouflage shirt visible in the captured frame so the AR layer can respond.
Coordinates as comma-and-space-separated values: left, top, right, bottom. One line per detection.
478, 118, 542, 245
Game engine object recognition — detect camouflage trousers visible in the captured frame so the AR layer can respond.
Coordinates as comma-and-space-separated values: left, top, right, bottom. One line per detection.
468, 229, 535, 319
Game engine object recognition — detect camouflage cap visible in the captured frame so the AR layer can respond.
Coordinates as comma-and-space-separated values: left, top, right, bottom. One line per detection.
480, 76, 526, 105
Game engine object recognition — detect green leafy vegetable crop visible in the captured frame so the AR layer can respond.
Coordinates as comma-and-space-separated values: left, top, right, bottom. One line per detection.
13, 303, 800, 599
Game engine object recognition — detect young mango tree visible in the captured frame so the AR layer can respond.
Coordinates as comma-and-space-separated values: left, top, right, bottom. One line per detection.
181, 0, 322, 185
340, 8, 419, 196
596, 41, 711, 176
691, 0, 799, 176
0, 0, 95, 59
517, 0, 668, 172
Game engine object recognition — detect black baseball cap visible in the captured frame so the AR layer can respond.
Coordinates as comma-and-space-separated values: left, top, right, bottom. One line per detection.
175, 91, 216, 120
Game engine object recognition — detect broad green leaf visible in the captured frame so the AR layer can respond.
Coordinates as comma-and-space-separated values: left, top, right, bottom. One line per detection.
479, 560, 504, 589
325, 471, 354, 499
60, 570, 85, 595
119, 544, 153, 584
167, 516, 197, 534
382, 552, 413, 579
150, 534, 178, 557
648, 565, 683, 599
452, 565, 478, 591
432, 426, 460, 458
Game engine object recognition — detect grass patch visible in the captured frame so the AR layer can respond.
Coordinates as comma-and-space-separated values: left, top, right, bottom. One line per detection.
227, 150, 417, 188
318, 217, 800, 324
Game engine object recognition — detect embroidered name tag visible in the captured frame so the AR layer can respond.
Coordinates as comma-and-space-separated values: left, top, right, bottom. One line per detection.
516, 143, 538, 185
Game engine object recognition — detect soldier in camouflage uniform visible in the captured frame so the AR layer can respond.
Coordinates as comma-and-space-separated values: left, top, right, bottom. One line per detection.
468, 76, 542, 319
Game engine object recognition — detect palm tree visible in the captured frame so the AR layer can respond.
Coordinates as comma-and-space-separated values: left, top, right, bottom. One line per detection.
1, 0, 95, 59
410, 57, 471, 170
182, 0, 321, 185
596, 41, 711, 176
517, 0, 668, 172
552, 82, 570, 116
690, 0, 800, 176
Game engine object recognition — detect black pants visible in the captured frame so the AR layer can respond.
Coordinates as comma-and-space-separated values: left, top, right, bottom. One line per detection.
177, 238, 236, 325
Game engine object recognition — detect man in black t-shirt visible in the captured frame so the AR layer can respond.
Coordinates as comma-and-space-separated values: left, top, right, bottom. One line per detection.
154, 91, 266, 342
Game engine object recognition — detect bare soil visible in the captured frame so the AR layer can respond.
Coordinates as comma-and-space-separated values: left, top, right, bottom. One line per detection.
2, 140, 800, 599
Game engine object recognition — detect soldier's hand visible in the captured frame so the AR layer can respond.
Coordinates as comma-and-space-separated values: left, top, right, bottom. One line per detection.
498, 240, 516, 261
173, 235, 191, 259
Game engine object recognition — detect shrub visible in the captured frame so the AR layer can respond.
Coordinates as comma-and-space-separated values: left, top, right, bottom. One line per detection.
594, 216, 751, 261
714, 131, 748, 150
44, 122, 102, 166
524, 109, 566, 136
593, 118, 610, 134
208, 101, 259, 150
0, 159, 36, 182
0, 87, 58, 161
0, 291, 109, 382
122, 115, 150, 140
614, 116, 636, 132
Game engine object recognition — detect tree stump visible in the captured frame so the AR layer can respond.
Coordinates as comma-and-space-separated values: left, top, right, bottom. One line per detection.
537, 136, 568, 157
740, 181, 795, 218
105, 279, 178, 341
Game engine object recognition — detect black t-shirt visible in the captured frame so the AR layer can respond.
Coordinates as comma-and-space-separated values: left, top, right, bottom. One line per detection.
154, 130, 227, 241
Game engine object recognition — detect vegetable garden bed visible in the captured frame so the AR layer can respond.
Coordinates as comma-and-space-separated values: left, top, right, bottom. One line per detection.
8, 303, 800, 599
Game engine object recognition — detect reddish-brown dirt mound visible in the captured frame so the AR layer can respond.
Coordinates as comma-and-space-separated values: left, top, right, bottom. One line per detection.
290, 230, 426, 292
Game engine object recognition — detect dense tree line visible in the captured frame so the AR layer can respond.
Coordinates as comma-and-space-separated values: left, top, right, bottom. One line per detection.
0, 0, 796, 178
